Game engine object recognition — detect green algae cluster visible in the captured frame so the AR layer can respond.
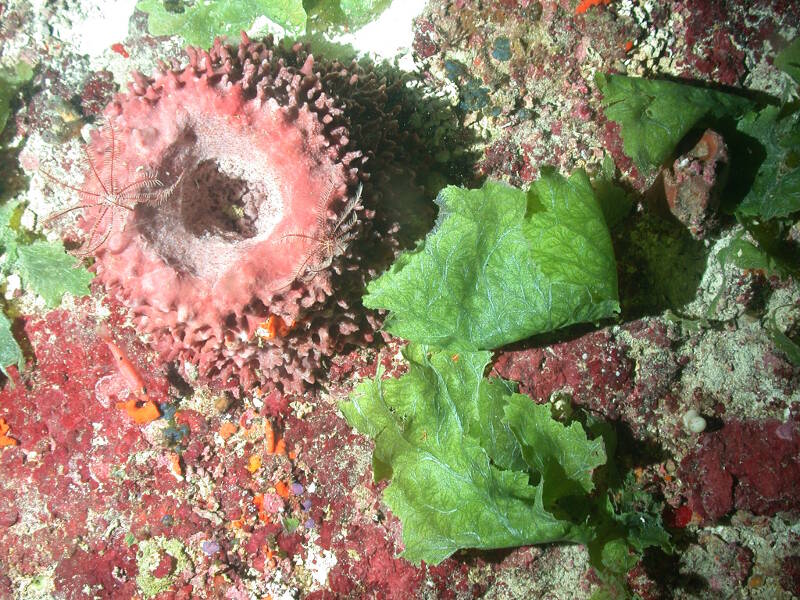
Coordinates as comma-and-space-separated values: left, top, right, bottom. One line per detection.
0, 61, 32, 136
137, 0, 392, 46
135, 537, 193, 599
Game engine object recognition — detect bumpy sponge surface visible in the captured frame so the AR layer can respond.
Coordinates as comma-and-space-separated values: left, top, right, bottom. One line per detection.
84, 34, 396, 392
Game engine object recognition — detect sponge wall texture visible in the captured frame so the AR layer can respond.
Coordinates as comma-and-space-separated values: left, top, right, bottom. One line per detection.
84, 33, 400, 392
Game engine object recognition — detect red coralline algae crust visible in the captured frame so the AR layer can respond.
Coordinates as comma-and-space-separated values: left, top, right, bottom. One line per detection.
0, 307, 447, 599
289, 347, 426, 599
781, 555, 800, 596
679, 419, 800, 522
494, 329, 635, 418
494, 319, 685, 441
677, 0, 800, 85
0, 304, 170, 598
79, 33, 401, 393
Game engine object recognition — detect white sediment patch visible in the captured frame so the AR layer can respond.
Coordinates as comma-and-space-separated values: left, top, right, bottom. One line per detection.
335, 0, 429, 64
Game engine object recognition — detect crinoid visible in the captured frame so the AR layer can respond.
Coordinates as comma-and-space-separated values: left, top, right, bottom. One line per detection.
41, 121, 180, 256
281, 181, 364, 286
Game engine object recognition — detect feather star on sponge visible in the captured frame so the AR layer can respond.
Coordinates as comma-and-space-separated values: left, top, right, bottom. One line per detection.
60, 33, 405, 393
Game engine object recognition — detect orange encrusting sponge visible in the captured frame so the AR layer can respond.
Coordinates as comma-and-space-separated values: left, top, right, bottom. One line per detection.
575, 0, 611, 15
0, 418, 18, 447
116, 398, 161, 425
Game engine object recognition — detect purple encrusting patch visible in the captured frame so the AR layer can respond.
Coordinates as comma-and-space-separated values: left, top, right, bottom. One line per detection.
201, 540, 220, 556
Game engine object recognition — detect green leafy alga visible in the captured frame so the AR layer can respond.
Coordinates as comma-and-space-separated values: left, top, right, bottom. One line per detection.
593, 155, 633, 229
341, 345, 670, 569
136, 0, 308, 45
340, 345, 599, 564
15, 240, 95, 307
715, 232, 795, 279
0, 61, 33, 137
733, 108, 800, 222
775, 36, 800, 87
0, 200, 93, 375
595, 73, 753, 173
0, 312, 22, 378
733, 36, 800, 220
0, 201, 93, 308
137, 0, 392, 45
305, 0, 392, 31
363, 169, 619, 352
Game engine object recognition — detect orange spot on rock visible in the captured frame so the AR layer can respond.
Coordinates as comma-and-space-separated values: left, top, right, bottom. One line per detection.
111, 43, 129, 58
253, 493, 271, 523
0, 418, 18, 447
219, 421, 237, 440
258, 315, 292, 340
265, 420, 276, 454
575, 0, 611, 15
117, 398, 161, 424
168, 452, 182, 477
247, 454, 262, 473
274, 481, 290, 499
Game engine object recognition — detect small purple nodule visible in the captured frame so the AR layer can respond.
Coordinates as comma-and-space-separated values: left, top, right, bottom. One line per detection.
202, 540, 221, 556
776, 422, 795, 441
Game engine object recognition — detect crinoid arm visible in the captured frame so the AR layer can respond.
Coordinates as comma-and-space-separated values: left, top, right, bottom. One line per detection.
41, 115, 181, 258
280, 231, 322, 243
314, 176, 339, 228
76, 204, 115, 257
80, 139, 109, 195
101, 120, 120, 193
278, 182, 363, 285
273, 244, 324, 291
116, 172, 163, 197
146, 170, 185, 206
39, 168, 103, 200
334, 182, 363, 231
43, 201, 105, 227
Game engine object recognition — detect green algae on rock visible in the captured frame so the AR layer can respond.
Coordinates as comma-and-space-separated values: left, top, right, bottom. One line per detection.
364, 169, 620, 352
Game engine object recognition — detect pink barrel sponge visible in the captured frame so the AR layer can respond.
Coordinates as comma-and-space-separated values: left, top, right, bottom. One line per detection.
72, 33, 397, 392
